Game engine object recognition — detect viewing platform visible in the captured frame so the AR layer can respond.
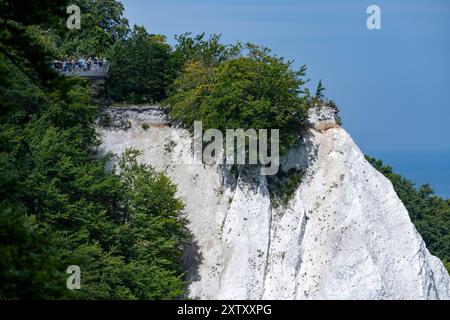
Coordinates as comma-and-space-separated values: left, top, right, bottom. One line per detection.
52, 59, 111, 104
52, 59, 109, 80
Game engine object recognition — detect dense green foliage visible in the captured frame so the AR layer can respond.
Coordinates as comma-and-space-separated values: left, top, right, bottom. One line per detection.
367, 157, 450, 272
166, 40, 311, 155
1, 0, 449, 299
268, 169, 303, 207
108, 26, 176, 103
50, 0, 176, 104
172, 33, 241, 69
57, 0, 129, 58
1, 0, 187, 299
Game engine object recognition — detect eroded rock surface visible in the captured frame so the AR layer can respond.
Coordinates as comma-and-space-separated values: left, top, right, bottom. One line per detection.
97, 106, 450, 300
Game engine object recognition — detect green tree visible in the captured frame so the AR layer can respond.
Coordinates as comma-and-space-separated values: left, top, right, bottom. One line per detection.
0, 203, 66, 299
315, 80, 325, 99
117, 149, 187, 299
172, 32, 241, 69
108, 26, 175, 103
1, 0, 188, 299
167, 42, 310, 154
57, 0, 129, 58
0, 0, 72, 299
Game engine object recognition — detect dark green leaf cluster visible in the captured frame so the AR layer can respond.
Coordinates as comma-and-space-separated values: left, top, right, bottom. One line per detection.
166, 37, 311, 155
108, 26, 176, 103
57, 0, 130, 58
1, 0, 188, 299
268, 169, 304, 207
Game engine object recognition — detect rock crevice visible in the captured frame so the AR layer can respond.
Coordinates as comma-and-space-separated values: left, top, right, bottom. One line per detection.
97, 105, 450, 300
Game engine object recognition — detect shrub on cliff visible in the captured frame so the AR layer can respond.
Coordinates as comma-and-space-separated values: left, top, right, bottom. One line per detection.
166, 40, 311, 155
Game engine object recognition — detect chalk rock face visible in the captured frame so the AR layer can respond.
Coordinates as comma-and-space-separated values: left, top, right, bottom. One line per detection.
97, 106, 450, 300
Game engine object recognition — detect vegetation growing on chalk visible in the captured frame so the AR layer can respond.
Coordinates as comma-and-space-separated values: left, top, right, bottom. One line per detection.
164, 140, 177, 154
166, 38, 311, 155
1, 0, 448, 301
268, 169, 304, 207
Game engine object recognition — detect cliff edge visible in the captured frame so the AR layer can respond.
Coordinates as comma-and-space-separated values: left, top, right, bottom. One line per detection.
97, 106, 450, 299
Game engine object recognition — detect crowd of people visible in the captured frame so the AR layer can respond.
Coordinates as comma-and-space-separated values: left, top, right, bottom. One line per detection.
52, 57, 109, 73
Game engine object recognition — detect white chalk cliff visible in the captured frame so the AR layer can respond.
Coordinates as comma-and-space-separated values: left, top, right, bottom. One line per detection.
97, 106, 450, 300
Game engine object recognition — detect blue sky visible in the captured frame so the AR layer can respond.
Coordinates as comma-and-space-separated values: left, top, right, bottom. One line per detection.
121, 0, 450, 198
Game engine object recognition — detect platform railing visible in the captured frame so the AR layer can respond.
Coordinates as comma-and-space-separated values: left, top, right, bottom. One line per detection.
52, 61, 109, 79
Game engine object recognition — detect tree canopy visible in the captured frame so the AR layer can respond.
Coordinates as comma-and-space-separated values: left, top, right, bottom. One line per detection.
57, 0, 129, 58
1, 0, 188, 299
167, 41, 311, 155
1, 0, 448, 300
108, 26, 176, 103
